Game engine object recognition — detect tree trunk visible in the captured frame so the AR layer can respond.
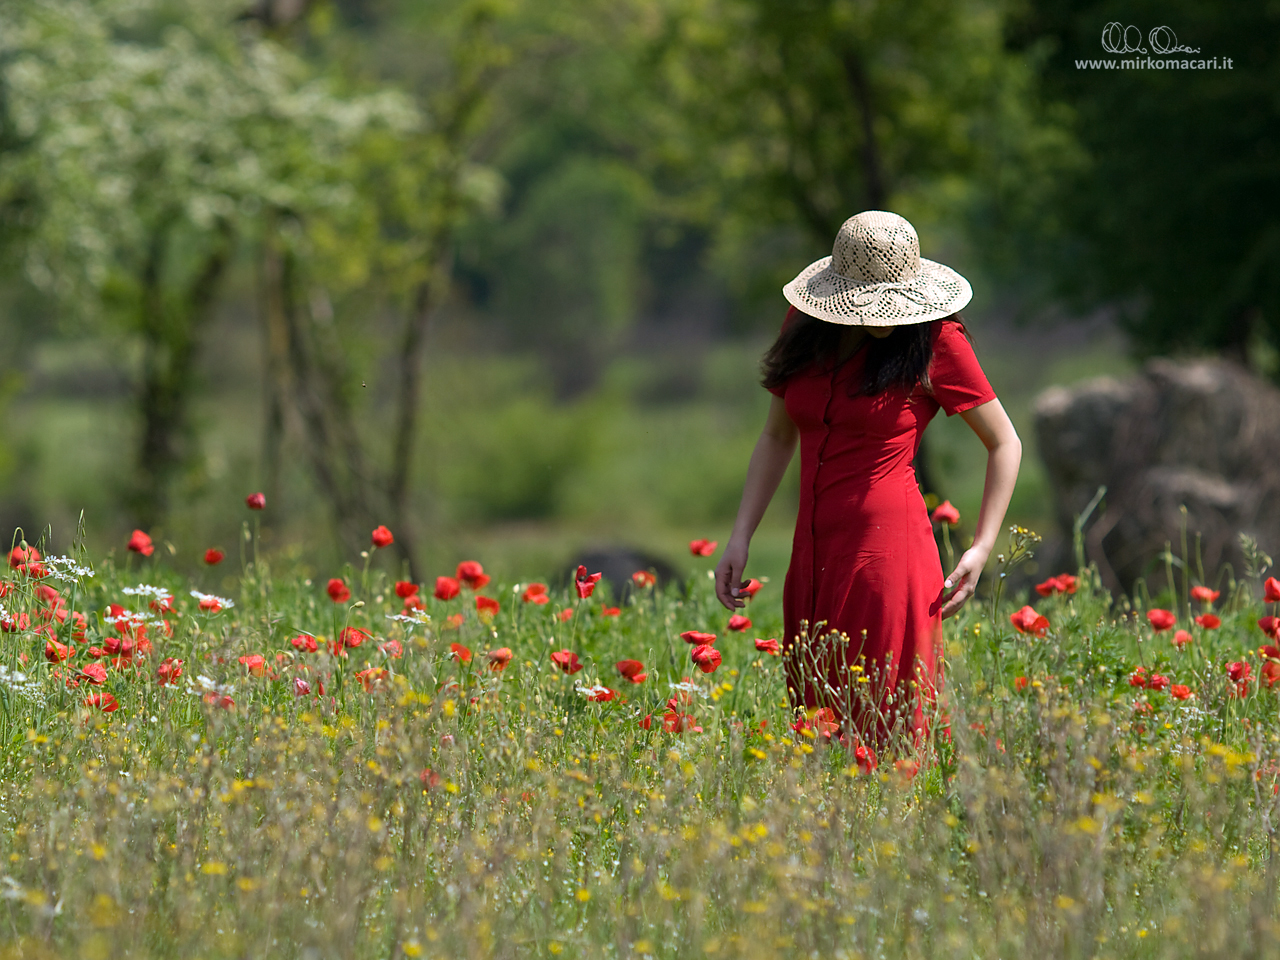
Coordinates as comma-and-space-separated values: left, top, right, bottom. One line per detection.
132, 220, 232, 530
386, 279, 437, 582
275, 248, 382, 557
840, 48, 886, 211
259, 218, 292, 522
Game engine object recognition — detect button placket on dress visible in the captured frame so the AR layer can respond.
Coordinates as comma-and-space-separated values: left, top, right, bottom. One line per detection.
808, 365, 839, 635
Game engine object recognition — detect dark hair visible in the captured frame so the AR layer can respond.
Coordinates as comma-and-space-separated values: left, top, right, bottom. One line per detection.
760, 310, 968, 397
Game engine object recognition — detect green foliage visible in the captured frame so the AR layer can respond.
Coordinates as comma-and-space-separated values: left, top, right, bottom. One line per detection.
0, 531, 1279, 956
1004, 0, 1280, 360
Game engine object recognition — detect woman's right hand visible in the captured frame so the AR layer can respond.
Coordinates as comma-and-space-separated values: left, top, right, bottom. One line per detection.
714, 539, 750, 610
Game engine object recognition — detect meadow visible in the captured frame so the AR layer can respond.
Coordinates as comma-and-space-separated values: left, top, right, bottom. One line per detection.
2, 510, 1280, 959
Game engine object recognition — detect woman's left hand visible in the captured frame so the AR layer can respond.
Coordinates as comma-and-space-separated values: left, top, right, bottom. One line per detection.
940, 547, 988, 619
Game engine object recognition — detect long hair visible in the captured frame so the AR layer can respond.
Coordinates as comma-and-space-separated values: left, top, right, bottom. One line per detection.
760, 309, 968, 397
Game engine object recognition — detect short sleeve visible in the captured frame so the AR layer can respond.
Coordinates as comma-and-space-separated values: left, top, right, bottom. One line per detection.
765, 307, 803, 397
928, 320, 997, 416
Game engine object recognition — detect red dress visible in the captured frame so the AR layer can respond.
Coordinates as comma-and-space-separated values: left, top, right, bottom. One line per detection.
767, 309, 996, 746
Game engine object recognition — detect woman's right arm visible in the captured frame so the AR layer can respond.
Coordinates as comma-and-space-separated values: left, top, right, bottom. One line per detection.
714, 394, 799, 610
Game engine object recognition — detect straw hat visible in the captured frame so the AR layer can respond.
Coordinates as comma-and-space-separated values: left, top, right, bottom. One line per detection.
782, 211, 972, 326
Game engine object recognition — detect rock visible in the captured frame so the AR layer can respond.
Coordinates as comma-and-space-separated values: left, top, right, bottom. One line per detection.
560, 546, 682, 601
1034, 358, 1280, 595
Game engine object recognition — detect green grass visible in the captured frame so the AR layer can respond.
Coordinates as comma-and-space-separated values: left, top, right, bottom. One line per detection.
0, 525, 1278, 958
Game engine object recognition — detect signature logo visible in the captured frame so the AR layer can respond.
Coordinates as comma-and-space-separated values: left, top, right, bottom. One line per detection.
1101, 23, 1201, 56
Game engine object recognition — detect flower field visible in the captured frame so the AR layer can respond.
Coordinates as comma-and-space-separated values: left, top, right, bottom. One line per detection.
3, 514, 1280, 959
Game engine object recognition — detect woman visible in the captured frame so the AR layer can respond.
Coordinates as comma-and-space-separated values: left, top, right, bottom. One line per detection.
714, 211, 1021, 749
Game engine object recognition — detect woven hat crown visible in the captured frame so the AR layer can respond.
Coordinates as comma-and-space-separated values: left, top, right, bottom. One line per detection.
831, 211, 920, 284
782, 208, 971, 326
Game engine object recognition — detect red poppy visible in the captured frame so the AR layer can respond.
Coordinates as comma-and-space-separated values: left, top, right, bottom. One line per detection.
445, 613, 465, 629
404, 594, 425, 612
1035, 574, 1078, 597
356, 667, 389, 692
378, 639, 404, 659
601, 606, 621, 617
157, 657, 183, 685
680, 630, 717, 646
1190, 585, 1220, 604
84, 692, 118, 713
689, 539, 718, 557
1227, 660, 1252, 682
1195, 614, 1221, 630
291, 634, 318, 653
450, 642, 473, 663
550, 650, 582, 675
339, 627, 369, 649
487, 648, 513, 672
632, 570, 656, 588
1172, 629, 1193, 649
755, 638, 781, 656
854, 743, 878, 774
327, 578, 351, 603
663, 697, 702, 733
740, 578, 763, 598
930, 501, 960, 525
370, 525, 394, 548
204, 548, 224, 565
1009, 605, 1049, 637
522, 583, 550, 604
293, 677, 312, 697
1260, 617, 1280, 640
36, 584, 60, 606
691, 644, 722, 673
1170, 684, 1193, 700
727, 614, 751, 632
245, 492, 266, 510
586, 686, 616, 703
456, 561, 490, 590
127, 529, 155, 556
0, 612, 29, 633
7, 546, 39, 569
639, 714, 653, 730
420, 768, 443, 790
616, 659, 648, 683
434, 576, 461, 601
203, 693, 235, 710
1014, 675, 1029, 691
198, 596, 223, 613
1146, 609, 1176, 631
1266, 577, 1280, 603
1128, 667, 1147, 687
1147, 673, 1170, 692
395, 581, 419, 599
792, 707, 838, 739
44, 638, 75, 663
555, 609, 573, 622
79, 663, 107, 686
575, 565, 602, 599
476, 596, 499, 616
238, 654, 267, 676
894, 758, 920, 780
1263, 661, 1280, 690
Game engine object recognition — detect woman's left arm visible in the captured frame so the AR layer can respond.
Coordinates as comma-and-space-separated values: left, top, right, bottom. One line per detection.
939, 398, 1022, 619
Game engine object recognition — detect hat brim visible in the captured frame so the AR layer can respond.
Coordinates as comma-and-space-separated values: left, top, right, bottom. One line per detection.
782, 256, 972, 326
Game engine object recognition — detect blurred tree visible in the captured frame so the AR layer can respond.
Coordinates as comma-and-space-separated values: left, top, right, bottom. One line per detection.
0, 0, 415, 530
1002, 0, 1280, 366
259, 0, 512, 573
